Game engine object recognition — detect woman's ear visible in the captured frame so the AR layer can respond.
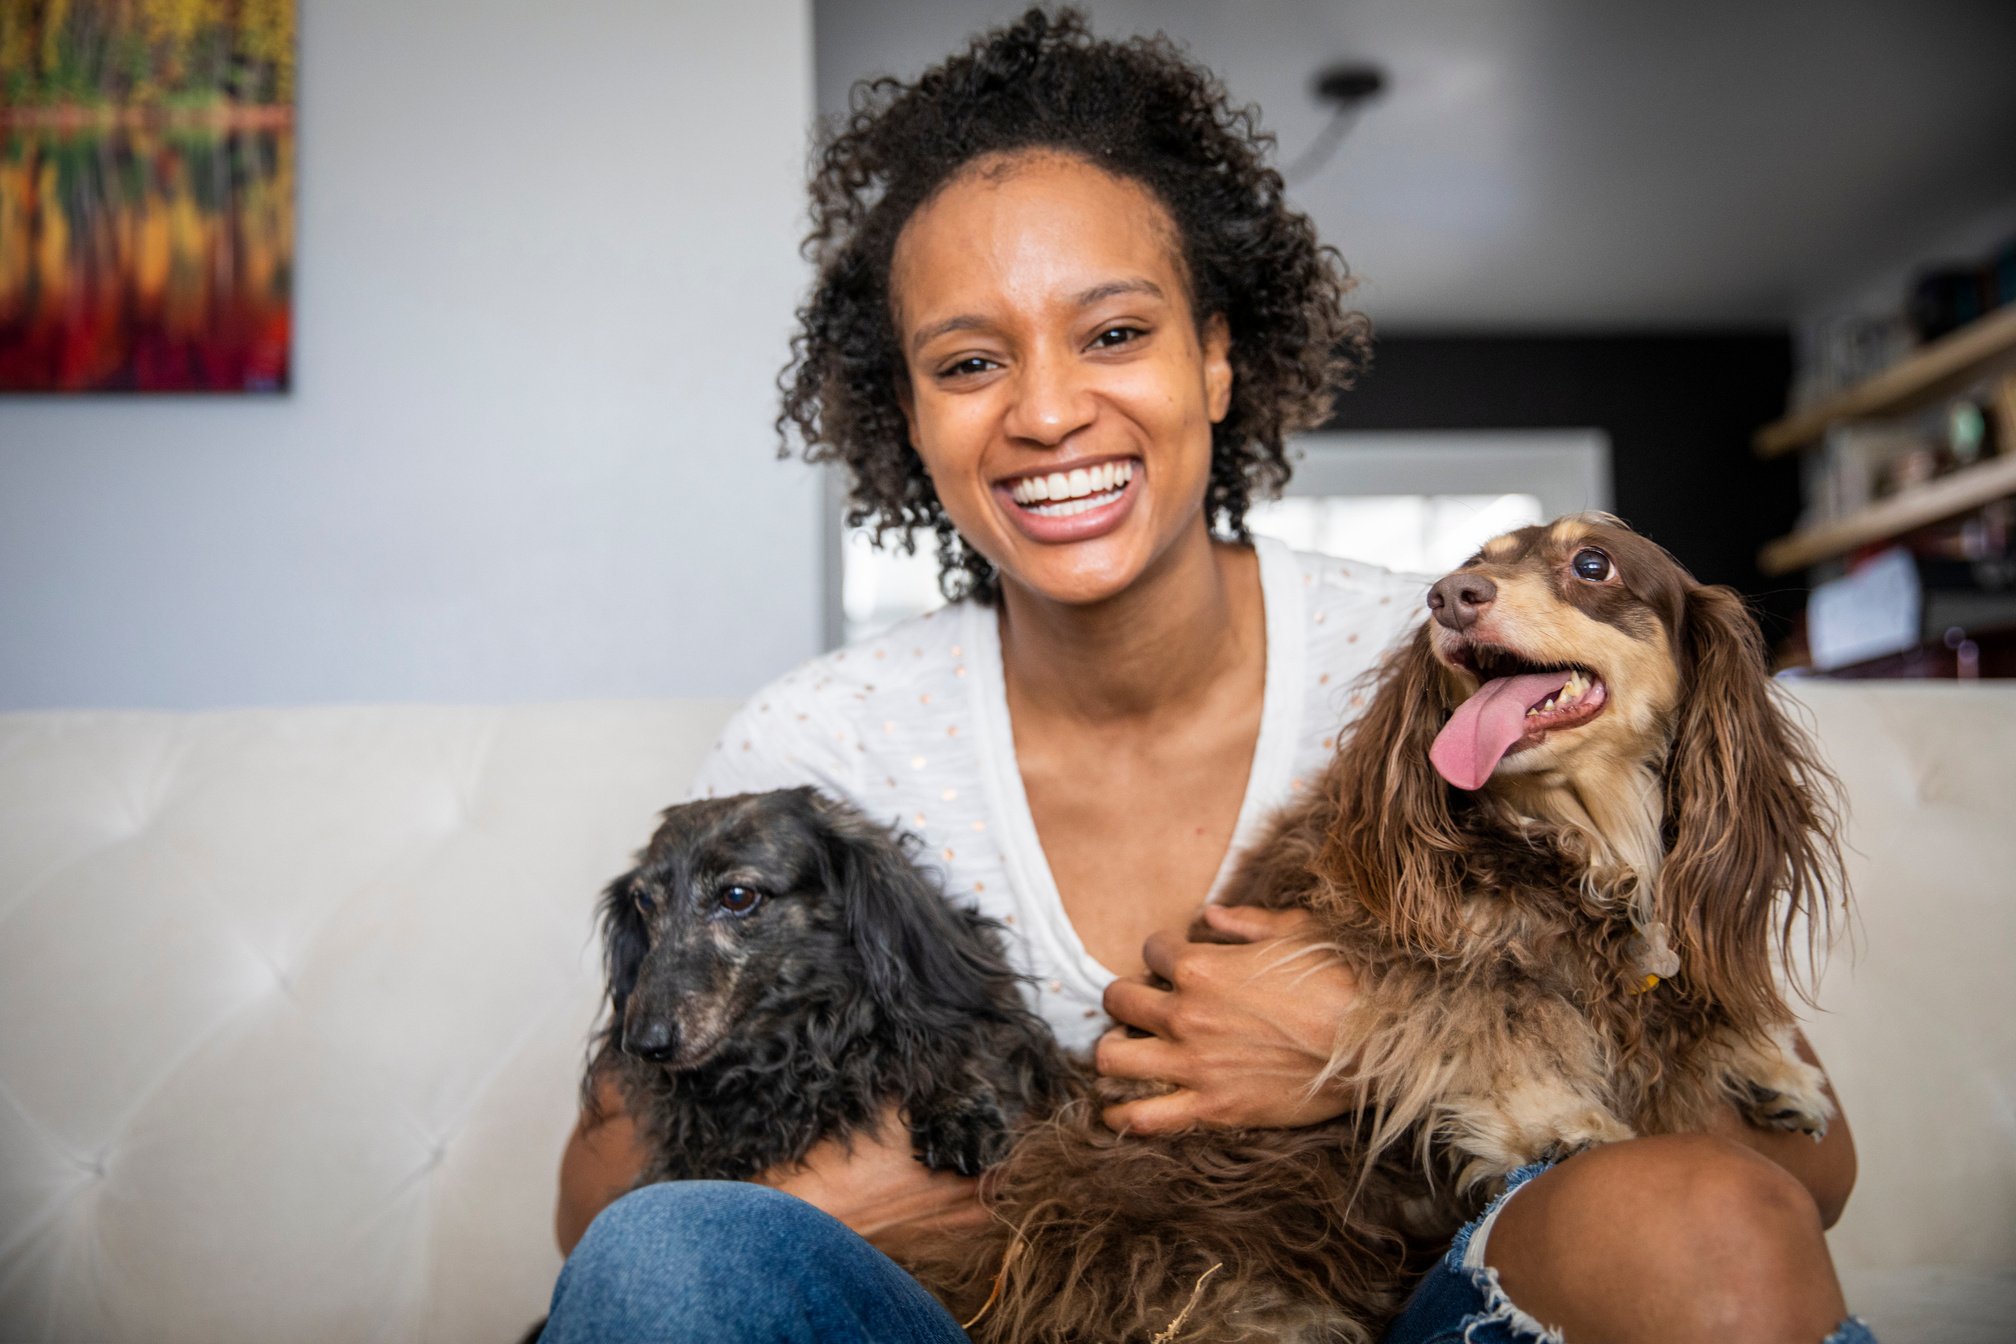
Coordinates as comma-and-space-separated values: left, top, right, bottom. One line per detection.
1202, 313, 1233, 423
1659, 584, 1845, 1020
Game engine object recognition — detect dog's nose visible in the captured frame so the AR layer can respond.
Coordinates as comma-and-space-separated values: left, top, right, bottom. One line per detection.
1428, 573, 1497, 631
624, 1019, 678, 1062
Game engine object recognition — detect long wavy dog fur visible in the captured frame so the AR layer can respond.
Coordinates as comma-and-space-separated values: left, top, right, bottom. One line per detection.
586, 787, 1073, 1211
952, 515, 1848, 1344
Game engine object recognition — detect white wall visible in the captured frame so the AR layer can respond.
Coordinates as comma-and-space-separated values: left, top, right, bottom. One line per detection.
0, 0, 820, 711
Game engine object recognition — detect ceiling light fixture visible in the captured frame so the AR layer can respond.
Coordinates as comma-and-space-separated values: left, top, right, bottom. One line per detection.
1282, 61, 1387, 187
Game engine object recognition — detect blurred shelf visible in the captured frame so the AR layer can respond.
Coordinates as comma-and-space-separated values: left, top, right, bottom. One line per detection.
1758, 453, 2016, 575
1754, 305, 2016, 459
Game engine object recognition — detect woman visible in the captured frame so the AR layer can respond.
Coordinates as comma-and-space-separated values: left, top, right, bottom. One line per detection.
547, 12, 1864, 1342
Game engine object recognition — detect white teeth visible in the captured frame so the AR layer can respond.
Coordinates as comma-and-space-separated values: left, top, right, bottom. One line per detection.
1009, 461, 1137, 507
1526, 671, 1594, 719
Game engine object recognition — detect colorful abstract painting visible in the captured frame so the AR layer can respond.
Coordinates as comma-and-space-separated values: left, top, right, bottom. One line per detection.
0, 0, 294, 392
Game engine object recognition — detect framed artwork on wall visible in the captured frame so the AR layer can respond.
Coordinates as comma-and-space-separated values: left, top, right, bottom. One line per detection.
0, 0, 295, 392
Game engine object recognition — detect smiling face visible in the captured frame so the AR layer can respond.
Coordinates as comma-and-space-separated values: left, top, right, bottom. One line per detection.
1425, 515, 1692, 791
890, 150, 1233, 607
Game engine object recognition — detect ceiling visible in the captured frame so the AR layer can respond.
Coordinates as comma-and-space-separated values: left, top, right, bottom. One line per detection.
812, 0, 2016, 332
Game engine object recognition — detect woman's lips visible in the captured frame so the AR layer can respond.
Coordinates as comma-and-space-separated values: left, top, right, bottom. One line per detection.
994, 460, 1140, 543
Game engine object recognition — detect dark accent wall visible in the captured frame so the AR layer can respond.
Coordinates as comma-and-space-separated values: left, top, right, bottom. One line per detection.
1325, 334, 1805, 632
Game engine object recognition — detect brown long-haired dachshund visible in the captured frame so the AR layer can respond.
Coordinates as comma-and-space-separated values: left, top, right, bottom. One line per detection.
942, 514, 1847, 1344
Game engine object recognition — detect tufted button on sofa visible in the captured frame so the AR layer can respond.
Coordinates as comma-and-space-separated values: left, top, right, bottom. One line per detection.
0, 685, 2011, 1343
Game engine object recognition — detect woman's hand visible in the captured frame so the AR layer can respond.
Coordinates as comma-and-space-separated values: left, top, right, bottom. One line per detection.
759, 1104, 987, 1260
1096, 904, 1361, 1133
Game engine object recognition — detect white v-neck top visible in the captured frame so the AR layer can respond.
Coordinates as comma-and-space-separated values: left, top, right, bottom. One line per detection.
690, 538, 1426, 1054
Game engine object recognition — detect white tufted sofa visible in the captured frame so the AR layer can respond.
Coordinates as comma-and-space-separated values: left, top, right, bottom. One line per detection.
0, 685, 2011, 1343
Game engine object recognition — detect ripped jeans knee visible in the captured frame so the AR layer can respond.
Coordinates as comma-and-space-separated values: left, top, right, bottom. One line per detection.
1378, 1162, 1879, 1344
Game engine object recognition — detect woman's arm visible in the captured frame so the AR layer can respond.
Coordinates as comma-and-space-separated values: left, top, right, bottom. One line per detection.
1098, 908, 1856, 1227
555, 1073, 648, 1256
555, 1078, 985, 1260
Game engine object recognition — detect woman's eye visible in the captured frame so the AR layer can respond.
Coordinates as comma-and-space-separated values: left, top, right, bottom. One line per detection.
1089, 325, 1143, 349
937, 356, 996, 379
717, 885, 764, 916
1571, 548, 1614, 582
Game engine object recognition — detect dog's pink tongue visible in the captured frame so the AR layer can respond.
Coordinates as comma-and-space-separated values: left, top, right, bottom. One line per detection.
1430, 671, 1574, 790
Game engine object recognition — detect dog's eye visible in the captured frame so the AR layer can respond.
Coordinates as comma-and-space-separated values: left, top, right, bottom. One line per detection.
717, 885, 764, 916
630, 886, 652, 914
1571, 548, 1614, 582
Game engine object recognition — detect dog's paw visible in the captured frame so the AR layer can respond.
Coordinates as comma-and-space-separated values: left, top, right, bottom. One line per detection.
911, 1092, 1011, 1177
1730, 1031, 1835, 1141
1535, 1105, 1636, 1161
1736, 1075, 1834, 1140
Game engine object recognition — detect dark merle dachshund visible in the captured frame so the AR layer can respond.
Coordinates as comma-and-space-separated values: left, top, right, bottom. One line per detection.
586, 786, 1073, 1199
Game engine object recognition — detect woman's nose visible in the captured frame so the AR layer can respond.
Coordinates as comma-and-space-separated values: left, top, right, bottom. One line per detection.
1001, 346, 1096, 446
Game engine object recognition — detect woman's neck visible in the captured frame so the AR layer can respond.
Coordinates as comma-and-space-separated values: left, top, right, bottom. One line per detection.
996, 525, 1264, 725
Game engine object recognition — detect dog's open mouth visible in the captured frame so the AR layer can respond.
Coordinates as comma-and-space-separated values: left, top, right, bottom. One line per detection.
1431, 644, 1609, 791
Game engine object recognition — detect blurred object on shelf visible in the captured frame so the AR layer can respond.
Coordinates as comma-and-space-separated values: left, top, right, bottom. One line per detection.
1908, 234, 2016, 343
1795, 516, 2016, 677
1876, 441, 1949, 498
1802, 424, 1926, 527
1992, 370, 2016, 461
1789, 311, 1915, 412
1809, 548, 1920, 670
1788, 624, 2016, 680
1948, 399, 1991, 466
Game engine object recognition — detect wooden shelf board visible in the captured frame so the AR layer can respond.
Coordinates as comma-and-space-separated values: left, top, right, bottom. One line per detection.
1754, 306, 2016, 459
1758, 453, 2016, 576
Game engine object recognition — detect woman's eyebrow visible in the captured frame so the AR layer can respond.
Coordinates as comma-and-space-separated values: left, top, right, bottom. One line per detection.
910, 314, 988, 355
1073, 278, 1164, 307
907, 280, 1170, 355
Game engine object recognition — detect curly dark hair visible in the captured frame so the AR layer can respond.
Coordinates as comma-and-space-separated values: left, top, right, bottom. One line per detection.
778, 6, 1370, 603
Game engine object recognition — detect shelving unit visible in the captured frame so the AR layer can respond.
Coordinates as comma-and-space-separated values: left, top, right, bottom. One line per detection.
1755, 306, 2016, 575
1759, 453, 2016, 576
1754, 305, 2016, 458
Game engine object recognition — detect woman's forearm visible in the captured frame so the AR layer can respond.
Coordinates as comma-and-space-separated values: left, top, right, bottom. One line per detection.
555, 1075, 647, 1256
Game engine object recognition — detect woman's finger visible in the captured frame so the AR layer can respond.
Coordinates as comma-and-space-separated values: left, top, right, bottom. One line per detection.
1101, 975, 1175, 1036
1093, 1027, 1189, 1086
1139, 925, 1190, 982
1201, 903, 1312, 942
1102, 1087, 1204, 1135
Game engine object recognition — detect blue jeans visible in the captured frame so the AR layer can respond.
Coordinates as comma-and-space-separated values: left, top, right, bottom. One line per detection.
542, 1182, 968, 1343
546, 1176, 1880, 1343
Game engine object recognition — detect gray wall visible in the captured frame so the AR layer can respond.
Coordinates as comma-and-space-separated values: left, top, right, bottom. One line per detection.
0, 0, 820, 711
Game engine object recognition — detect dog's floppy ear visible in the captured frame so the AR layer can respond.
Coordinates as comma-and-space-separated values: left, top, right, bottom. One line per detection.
1659, 584, 1845, 1022
597, 868, 650, 1025
799, 788, 1013, 1021
1318, 624, 1472, 952
584, 865, 650, 1114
